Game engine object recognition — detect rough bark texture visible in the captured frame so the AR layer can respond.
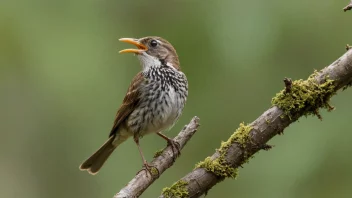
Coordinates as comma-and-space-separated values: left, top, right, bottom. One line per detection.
114, 116, 200, 198
159, 50, 352, 198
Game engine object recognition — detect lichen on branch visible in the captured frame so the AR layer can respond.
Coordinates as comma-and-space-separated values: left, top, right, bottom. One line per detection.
195, 123, 252, 178
153, 149, 163, 158
196, 157, 238, 178
271, 72, 335, 119
162, 180, 189, 198
159, 42, 352, 198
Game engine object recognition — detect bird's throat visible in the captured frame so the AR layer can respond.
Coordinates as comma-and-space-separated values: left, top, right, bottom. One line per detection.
138, 53, 163, 72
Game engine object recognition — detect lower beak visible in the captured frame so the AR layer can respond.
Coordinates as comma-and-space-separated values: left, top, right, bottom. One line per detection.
119, 38, 148, 54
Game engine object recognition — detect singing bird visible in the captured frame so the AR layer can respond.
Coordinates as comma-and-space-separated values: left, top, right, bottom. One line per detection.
79, 37, 188, 175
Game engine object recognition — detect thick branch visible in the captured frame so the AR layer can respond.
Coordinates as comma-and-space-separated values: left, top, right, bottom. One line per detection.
160, 50, 352, 198
114, 117, 200, 198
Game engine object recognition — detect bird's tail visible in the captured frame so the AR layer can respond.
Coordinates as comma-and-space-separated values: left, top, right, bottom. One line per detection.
79, 135, 126, 175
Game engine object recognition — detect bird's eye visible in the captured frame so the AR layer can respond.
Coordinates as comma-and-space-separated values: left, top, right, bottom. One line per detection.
150, 40, 158, 47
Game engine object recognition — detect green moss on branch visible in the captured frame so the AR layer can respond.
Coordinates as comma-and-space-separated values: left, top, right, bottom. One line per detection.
196, 157, 238, 178
153, 149, 163, 158
162, 180, 189, 198
195, 123, 252, 178
272, 73, 335, 119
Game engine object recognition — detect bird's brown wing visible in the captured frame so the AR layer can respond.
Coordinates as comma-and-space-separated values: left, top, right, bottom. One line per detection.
109, 72, 145, 137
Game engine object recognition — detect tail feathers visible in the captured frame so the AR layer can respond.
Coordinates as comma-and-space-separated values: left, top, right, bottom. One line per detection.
79, 135, 117, 175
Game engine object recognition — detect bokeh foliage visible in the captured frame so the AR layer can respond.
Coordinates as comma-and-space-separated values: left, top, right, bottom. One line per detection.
1, 0, 352, 197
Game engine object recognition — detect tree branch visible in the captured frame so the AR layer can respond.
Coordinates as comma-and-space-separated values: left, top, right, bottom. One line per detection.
343, 0, 352, 12
114, 116, 200, 198
159, 49, 352, 198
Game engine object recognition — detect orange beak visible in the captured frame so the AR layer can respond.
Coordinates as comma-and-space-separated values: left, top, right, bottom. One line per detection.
119, 38, 148, 54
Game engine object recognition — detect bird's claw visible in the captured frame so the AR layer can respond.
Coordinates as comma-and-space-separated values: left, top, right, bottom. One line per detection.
136, 161, 159, 178
166, 139, 181, 162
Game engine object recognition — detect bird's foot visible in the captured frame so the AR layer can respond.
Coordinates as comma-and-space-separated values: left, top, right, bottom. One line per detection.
166, 138, 181, 162
137, 161, 159, 178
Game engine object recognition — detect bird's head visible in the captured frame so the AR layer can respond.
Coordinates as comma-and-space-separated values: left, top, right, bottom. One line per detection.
119, 36, 180, 71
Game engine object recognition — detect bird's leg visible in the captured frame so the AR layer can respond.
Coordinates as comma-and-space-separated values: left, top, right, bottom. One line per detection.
133, 136, 159, 178
157, 132, 180, 162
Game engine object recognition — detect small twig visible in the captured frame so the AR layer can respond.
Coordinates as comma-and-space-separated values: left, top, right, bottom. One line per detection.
259, 144, 273, 151
114, 117, 200, 198
283, 77, 292, 94
346, 44, 352, 51
314, 109, 323, 121
343, 1, 352, 12
252, 143, 273, 151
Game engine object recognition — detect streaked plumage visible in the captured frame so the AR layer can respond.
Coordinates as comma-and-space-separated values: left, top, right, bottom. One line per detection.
79, 36, 188, 175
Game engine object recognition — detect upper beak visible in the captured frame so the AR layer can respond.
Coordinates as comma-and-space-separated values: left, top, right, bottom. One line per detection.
119, 38, 148, 54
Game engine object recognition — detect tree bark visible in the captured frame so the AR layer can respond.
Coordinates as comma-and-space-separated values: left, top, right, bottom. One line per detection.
159, 49, 352, 198
114, 117, 200, 198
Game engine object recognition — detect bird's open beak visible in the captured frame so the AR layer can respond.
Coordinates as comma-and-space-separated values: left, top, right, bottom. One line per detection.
119, 38, 148, 54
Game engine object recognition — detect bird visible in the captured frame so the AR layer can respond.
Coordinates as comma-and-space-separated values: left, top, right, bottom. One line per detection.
79, 36, 188, 175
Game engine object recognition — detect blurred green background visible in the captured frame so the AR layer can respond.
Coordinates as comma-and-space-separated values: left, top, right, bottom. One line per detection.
1, 0, 352, 197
